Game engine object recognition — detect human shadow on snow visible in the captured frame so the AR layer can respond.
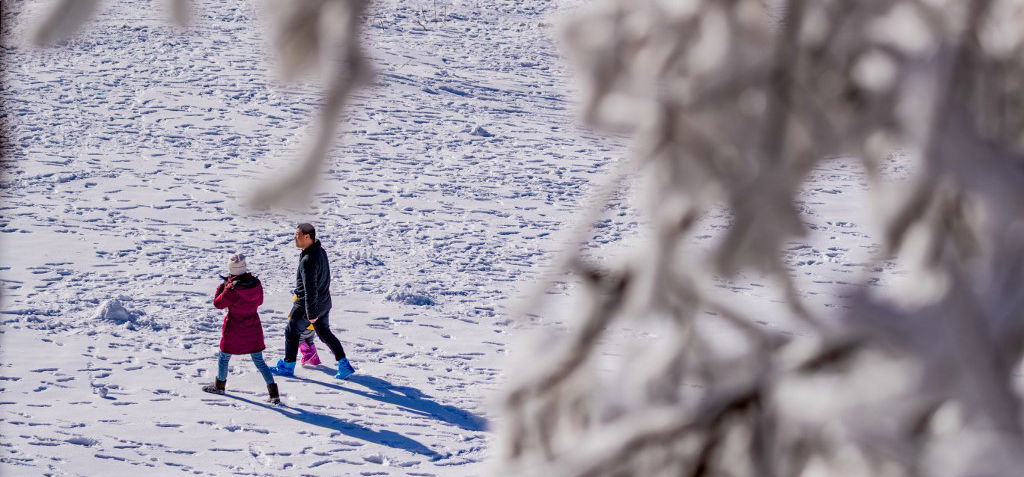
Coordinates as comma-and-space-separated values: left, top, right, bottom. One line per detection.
292, 371, 488, 432
223, 394, 442, 460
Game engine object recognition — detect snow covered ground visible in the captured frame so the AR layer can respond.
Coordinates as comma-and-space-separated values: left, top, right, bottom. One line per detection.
1, 0, 901, 475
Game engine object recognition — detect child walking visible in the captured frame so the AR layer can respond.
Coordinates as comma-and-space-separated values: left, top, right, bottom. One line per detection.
299, 324, 322, 366
293, 293, 322, 367
201, 253, 280, 405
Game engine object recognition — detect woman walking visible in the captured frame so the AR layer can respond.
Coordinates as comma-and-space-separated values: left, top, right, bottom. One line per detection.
201, 253, 280, 404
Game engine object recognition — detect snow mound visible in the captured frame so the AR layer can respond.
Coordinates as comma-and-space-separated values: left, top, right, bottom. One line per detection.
386, 286, 436, 306
468, 125, 494, 137
344, 249, 385, 267
91, 298, 136, 324
364, 453, 390, 465
90, 297, 157, 330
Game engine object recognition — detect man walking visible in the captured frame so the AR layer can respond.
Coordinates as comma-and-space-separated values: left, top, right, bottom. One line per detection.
271, 223, 356, 379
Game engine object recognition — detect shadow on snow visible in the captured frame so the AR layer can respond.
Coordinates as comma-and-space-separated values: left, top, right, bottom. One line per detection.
294, 370, 488, 432
223, 394, 443, 460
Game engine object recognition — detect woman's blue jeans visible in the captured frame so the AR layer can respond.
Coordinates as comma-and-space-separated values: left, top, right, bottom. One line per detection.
217, 351, 275, 385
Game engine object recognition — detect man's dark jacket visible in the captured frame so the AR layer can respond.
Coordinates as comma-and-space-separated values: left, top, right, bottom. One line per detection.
294, 240, 332, 320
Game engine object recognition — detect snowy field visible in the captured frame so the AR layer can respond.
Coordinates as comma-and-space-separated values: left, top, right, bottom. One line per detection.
1, 0, 898, 475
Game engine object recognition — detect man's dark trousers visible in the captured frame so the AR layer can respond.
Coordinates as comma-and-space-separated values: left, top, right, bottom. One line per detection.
284, 305, 347, 362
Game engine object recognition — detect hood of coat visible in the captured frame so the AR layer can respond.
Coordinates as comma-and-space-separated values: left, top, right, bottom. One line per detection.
226, 273, 263, 301
229, 273, 260, 289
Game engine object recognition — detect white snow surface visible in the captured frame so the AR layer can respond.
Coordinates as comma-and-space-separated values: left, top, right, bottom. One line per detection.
0, 0, 901, 475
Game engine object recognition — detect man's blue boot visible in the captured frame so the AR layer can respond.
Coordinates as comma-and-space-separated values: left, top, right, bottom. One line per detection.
270, 359, 296, 377
335, 358, 355, 379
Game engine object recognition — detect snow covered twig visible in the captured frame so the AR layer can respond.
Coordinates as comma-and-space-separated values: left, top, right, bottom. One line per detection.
496, 0, 1024, 475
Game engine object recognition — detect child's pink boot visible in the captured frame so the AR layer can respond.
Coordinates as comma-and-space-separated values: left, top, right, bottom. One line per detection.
299, 341, 322, 367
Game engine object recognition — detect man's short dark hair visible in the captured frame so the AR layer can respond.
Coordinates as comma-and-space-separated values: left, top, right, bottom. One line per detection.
297, 223, 316, 241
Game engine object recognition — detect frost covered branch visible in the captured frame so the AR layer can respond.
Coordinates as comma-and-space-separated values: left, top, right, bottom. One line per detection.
496, 0, 1024, 475
246, 0, 373, 208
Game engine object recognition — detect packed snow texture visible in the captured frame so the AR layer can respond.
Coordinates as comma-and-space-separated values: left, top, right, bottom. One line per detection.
0, 0, 628, 474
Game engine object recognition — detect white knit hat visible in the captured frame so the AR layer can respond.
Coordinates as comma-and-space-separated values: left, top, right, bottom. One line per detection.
227, 253, 248, 276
